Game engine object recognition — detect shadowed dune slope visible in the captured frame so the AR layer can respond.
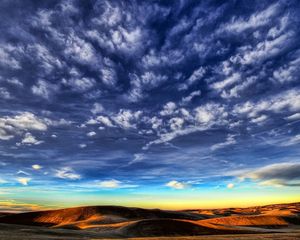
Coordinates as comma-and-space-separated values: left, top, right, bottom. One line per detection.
0, 205, 203, 227
119, 219, 252, 237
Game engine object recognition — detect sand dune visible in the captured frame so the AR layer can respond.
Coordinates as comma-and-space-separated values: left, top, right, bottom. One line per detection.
0, 205, 203, 228
199, 215, 288, 228
0, 202, 299, 238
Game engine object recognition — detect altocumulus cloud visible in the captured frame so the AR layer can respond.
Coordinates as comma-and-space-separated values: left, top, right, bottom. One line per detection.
0, 0, 299, 192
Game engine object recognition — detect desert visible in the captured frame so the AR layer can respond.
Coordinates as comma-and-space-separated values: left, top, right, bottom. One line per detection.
0, 202, 299, 239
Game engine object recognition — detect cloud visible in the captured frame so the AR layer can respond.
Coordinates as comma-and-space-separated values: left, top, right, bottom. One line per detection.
160, 102, 176, 116
32, 164, 42, 170
220, 3, 280, 34
97, 179, 138, 189
181, 90, 201, 104
55, 167, 81, 180
79, 144, 87, 148
211, 73, 241, 91
233, 89, 300, 118
95, 116, 114, 127
0, 0, 299, 196
179, 67, 206, 90
194, 103, 227, 124
62, 77, 96, 92
21, 132, 43, 145
0, 112, 47, 132
211, 134, 236, 151
17, 177, 31, 186
128, 153, 145, 165
0, 87, 12, 99
112, 109, 142, 129
280, 135, 300, 146
6, 78, 23, 87
98, 179, 121, 188
126, 72, 168, 102
87, 131, 96, 137
285, 113, 300, 121
0, 128, 14, 140
0, 112, 49, 141
0, 200, 47, 213
169, 117, 184, 131
241, 162, 300, 187
0, 44, 22, 69
166, 180, 188, 189
91, 103, 104, 115
31, 79, 59, 99
227, 183, 234, 189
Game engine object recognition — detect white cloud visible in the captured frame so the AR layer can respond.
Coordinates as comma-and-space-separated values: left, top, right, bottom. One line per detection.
211, 134, 236, 151
231, 31, 294, 65
79, 143, 87, 148
87, 131, 96, 137
160, 102, 176, 116
166, 180, 188, 189
0, 87, 12, 99
0, 112, 50, 142
112, 109, 142, 129
148, 117, 163, 130
233, 89, 300, 118
280, 135, 300, 147
91, 103, 104, 115
32, 164, 42, 170
144, 103, 228, 149
96, 179, 138, 189
128, 153, 145, 165
169, 117, 184, 131
0, 44, 21, 69
181, 90, 201, 104
55, 167, 81, 180
273, 57, 300, 84
64, 33, 97, 65
63, 77, 96, 92
98, 179, 121, 188
251, 115, 268, 124
211, 73, 241, 91
17, 177, 31, 186
31, 79, 59, 99
101, 66, 117, 87
220, 76, 256, 99
194, 103, 227, 124
0, 128, 14, 140
21, 133, 43, 145
220, 3, 279, 33
143, 126, 201, 150
96, 116, 114, 127
0, 112, 47, 132
179, 67, 206, 90
6, 78, 23, 87
285, 113, 300, 121
127, 72, 168, 102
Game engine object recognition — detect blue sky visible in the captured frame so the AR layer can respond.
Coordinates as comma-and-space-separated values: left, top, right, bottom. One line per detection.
0, 0, 300, 211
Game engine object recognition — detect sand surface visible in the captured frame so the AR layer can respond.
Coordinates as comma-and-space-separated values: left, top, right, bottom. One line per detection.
0, 202, 299, 239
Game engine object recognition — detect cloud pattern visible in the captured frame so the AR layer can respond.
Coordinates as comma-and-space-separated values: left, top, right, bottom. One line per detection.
0, 0, 299, 194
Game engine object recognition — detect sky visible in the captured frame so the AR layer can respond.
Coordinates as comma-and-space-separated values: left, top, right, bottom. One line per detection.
0, 0, 300, 212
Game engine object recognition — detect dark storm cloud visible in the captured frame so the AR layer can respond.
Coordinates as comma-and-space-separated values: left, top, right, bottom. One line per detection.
241, 162, 300, 187
0, 0, 299, 188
